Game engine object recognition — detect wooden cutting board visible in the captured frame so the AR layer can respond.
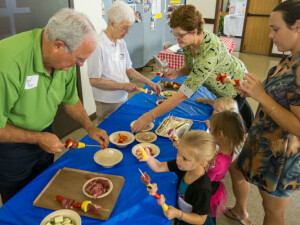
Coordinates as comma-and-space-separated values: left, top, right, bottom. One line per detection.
33, 167, 125, 220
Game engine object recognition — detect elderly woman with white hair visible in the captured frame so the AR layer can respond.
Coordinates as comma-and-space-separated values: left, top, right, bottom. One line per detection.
88, 0, 161, 123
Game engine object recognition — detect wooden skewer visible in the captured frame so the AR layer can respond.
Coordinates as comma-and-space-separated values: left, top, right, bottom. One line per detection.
102, 208, 110, 212
192, 119, 206, 123
85, 144, 102, 147
138, 168, 145, 177
138, 168, 153, 189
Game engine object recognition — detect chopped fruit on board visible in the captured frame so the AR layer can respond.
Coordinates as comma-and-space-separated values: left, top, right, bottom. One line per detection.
56, 195, 102, 214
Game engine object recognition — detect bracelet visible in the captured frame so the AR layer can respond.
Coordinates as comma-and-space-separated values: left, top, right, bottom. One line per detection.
267, 103, 277, 115
179, 210, 184, 220
150, 111, 156, 122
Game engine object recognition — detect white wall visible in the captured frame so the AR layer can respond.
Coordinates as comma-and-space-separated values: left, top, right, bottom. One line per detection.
73, 0, 103, 116
186, 0, 217, 33
186, 0, 217, 19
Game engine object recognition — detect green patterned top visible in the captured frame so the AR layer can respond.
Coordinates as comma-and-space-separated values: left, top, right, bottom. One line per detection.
179, 30, 247, 98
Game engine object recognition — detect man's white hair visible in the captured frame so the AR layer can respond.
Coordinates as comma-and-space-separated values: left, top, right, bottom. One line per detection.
45, 8, 96, 52
107, 1, 135, 25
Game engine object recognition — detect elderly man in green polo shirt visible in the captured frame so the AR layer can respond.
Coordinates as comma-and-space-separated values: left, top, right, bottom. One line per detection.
0, 8, 109, 204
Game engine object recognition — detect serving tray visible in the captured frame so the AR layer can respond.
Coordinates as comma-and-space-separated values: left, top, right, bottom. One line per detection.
155, 116, 193, 138
33, 167, 124, 220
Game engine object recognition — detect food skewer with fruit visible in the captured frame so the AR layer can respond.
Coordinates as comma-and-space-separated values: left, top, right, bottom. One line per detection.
138, 169, 169, 212
163, 81, 182, 90
167, 128, 179, 141
55, 195, 109, 214
216, 73, 240, 88
137, 87, 154, 95
65, 139, 105, 150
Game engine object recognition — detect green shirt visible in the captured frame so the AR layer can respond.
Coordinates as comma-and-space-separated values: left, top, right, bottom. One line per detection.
180, 30, 248, 98
0, 29, 79, 131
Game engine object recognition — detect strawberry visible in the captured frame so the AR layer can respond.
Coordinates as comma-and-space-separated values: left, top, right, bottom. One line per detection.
65, 139, 73, 148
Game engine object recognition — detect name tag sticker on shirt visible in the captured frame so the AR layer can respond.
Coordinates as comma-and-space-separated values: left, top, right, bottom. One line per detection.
119, 53, 124, 60
25, 75, 39, 89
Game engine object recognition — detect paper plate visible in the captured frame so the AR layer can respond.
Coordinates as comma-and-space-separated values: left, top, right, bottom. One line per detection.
132, 143, 160, 158
161, 91, 176, 98
135, 132, 157, 143
40, 209, 81, 225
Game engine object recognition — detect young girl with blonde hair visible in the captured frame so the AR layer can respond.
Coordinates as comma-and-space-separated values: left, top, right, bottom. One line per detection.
137, 130, 216, 225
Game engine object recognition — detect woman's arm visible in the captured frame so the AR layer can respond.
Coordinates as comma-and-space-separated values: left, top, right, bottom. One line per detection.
89, 78, 137, 93
131, 91, 188, 132
241, 73, 300, 137
164, 64, 191, 80
126, 68, 161, 97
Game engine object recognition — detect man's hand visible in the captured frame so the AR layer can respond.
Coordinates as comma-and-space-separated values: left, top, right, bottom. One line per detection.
86, 126, 109, 148
38, 132, 64, 154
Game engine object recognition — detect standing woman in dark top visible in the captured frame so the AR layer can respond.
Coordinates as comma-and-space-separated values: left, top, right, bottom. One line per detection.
227, 1, 300, 225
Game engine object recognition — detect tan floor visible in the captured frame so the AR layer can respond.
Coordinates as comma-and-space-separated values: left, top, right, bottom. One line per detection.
1, 53, 300, 225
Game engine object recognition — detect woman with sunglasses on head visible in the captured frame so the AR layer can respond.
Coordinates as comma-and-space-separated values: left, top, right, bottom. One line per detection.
131, 4, 253, 133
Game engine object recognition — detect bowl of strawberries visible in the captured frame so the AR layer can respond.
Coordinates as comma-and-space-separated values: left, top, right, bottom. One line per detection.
109, 131, 135, 148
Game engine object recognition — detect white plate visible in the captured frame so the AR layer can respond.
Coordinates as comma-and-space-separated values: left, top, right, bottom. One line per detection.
132, 143, 160, 158
109, 131, 135, 148
130, 120, 154, 132
94, 148, 123, 168
82, 177, 113, 199
135, 132, 157, 143
161, 91, 176, 99
40, 209, 81, 225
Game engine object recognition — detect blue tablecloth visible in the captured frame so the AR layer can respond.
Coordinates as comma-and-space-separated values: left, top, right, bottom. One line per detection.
0, 76, 216, 225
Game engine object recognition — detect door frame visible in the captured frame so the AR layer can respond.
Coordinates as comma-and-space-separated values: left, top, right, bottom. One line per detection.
240, 0, 281, 55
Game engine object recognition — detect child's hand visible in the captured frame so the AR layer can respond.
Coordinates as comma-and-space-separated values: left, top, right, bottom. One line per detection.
173, 139, 179, 148
195, 97, 208, 104
157, 193, 166, 206
147, 183, 158, 196
136, 147, 151, 162
204, 120, 210, 129
163, 205, 181, 220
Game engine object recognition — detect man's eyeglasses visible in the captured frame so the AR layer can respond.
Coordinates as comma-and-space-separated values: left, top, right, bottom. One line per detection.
71, 52, 86, 65
63, 42, 86, 65
170, 30, 190, 39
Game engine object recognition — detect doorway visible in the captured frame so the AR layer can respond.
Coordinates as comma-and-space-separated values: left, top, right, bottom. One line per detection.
241, 0, 280, 55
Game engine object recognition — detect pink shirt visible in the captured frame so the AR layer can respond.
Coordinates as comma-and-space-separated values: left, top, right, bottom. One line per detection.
208, 152, 233, 182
